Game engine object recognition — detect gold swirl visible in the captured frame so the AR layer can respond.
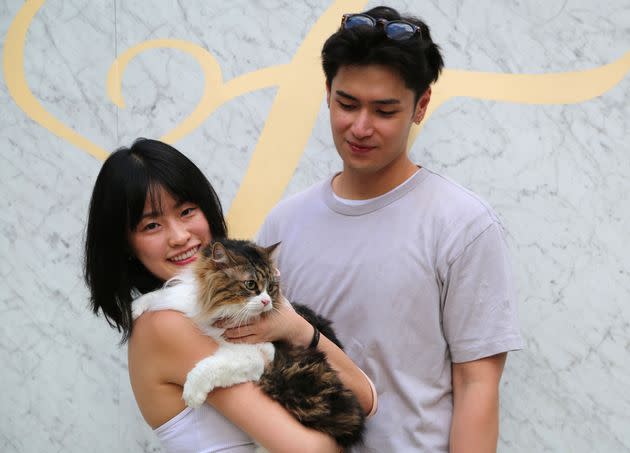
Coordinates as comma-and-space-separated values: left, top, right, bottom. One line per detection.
107, 40, 289, 144
3, 0, 108, 159
410, 49, 630, 143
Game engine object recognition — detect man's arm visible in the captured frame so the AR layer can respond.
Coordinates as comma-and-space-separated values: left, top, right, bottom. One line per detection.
220, 297, 377, 415
449, 352, 507, 453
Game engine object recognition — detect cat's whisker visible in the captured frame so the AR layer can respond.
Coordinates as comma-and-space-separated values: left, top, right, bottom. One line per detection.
233, 306, 255, 330
231, 311, 246, 329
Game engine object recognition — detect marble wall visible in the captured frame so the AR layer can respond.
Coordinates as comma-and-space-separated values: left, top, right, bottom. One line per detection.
1, 0, 628, 451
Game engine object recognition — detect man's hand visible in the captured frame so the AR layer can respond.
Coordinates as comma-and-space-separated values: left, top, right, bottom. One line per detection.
216, 296, 313, 346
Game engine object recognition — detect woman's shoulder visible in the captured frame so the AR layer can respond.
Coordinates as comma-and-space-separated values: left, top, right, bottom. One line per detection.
131, 311, 219, 359
133, 310, 194, 342
130, 311, 220, 388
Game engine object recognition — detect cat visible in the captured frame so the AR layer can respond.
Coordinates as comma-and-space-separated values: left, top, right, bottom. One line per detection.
132, 238, 365, 449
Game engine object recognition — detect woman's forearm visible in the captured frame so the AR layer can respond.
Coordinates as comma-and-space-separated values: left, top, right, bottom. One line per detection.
209, 382, 341, 453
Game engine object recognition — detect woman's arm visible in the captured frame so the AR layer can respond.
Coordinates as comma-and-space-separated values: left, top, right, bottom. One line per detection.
136, 310, 340, 453
209, 382, 339, 453
221, 298, 377, 416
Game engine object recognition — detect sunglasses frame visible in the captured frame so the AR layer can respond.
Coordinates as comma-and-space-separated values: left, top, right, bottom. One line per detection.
341, 13, 423, 40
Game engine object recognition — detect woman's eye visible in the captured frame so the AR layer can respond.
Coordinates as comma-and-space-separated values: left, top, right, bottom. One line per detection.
244, 280, 257, 290
181, 207, 196, 216
142, 222, 159, 231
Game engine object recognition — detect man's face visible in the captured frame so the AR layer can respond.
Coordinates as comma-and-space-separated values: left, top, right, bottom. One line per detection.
326, 64, 428, 179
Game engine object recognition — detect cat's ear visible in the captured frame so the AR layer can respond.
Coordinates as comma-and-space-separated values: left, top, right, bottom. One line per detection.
265, 242, 281, 262
210, 242, 231, 266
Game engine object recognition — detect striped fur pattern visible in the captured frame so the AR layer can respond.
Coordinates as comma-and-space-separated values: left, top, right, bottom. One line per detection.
196, 239, 365, 449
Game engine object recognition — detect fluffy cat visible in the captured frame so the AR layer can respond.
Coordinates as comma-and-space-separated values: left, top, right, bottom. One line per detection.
132, 238, 365, 449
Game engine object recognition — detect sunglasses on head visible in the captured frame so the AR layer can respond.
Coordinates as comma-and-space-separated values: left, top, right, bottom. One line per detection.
341, 13, 422, 41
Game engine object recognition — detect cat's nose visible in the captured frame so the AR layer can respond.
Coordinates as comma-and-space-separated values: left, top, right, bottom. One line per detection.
261, 299, 270, 306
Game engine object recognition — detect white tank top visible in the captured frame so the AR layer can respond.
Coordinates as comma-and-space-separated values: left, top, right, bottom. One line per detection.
154, 404, 256, 453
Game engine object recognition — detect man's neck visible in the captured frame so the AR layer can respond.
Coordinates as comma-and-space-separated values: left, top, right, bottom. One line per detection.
332, 160, 420, 200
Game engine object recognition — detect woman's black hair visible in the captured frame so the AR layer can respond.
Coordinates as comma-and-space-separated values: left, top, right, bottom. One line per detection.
322, 6, 444, 102
84, 138, 227, 342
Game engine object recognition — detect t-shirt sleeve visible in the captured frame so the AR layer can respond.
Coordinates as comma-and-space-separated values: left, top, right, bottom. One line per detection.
442, 221, 524, 363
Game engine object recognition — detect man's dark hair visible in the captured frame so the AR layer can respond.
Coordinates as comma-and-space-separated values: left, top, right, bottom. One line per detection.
84, 138, 227, 342
322, 6, 444, 101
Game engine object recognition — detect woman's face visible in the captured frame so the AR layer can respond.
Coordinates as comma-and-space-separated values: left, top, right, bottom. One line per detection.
128, 186, 212, 281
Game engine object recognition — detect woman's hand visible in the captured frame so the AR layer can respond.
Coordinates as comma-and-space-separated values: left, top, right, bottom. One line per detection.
217, 296, 314, 347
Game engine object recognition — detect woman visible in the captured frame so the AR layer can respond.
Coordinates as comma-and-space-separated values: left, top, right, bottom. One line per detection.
84, 139, 376, 453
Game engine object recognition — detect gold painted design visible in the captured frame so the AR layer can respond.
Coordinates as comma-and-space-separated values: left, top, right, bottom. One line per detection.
4, 0, 630, 237
107, 41, 289, 145
411, 49, 630, 144
3, 0, 109, 159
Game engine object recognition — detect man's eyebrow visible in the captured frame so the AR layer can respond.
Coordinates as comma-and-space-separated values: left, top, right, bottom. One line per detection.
335, 90, 401, 105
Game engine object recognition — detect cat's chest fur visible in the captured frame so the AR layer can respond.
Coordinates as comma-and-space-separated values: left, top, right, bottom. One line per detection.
133, 269, 224, 339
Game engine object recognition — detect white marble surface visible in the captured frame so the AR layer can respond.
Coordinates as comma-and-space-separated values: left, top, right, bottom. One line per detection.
1, 0, 629, 452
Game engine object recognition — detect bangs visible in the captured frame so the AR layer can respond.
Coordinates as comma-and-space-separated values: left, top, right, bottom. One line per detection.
125, 153, 203, 231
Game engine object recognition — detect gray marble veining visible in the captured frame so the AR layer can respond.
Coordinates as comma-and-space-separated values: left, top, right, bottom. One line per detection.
1, 1, 629, 452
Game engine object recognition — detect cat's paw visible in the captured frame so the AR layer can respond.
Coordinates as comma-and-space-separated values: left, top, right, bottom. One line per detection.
182, 356, 221, 408
131, 296, 150, 320
257, 342, 275, 364
182, 375, 210, 409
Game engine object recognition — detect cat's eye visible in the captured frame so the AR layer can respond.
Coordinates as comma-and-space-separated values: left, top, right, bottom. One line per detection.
243, 280, 257, 290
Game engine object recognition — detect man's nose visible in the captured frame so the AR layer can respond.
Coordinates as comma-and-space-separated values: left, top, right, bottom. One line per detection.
351, 109, 374, 139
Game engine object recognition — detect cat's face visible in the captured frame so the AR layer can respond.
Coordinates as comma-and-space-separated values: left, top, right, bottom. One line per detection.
192, 239, 281, 325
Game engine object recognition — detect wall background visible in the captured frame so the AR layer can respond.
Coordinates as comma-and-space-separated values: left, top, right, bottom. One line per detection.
1, 0, 629, 451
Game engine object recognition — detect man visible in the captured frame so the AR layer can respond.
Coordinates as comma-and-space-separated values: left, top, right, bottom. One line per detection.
258, 6, 523, 452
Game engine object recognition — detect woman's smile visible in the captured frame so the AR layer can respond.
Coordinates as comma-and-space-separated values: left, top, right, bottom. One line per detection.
169, 245, 201, 265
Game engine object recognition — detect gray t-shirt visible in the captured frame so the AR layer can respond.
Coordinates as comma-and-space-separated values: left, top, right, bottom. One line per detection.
258, 168, 524, 452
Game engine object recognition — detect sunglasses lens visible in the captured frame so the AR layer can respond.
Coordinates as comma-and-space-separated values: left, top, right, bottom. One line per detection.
385, 22, 415, 40
345, 14, 375, 30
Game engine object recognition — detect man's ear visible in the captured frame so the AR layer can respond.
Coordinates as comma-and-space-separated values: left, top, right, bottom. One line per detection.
413, 87, 432, 124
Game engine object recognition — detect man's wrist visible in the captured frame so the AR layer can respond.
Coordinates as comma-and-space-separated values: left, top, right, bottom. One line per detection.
308, 325, 320, 348
290, 312, 316, 347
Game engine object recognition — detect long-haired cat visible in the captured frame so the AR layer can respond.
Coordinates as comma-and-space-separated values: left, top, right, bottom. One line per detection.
132, 238, 365, 449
